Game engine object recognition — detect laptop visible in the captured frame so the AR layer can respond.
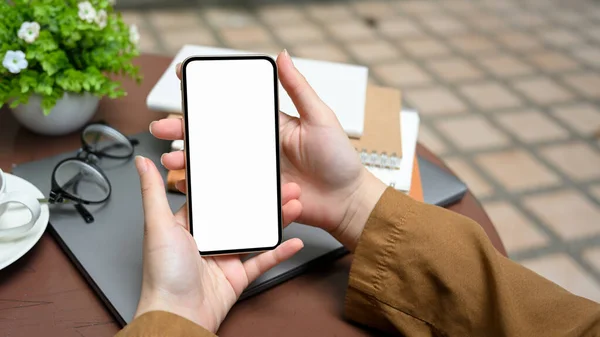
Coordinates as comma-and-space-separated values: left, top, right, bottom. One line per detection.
12, 132, 467, 326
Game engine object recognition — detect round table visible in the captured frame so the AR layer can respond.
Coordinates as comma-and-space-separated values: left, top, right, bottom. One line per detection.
0, 55, 506, 337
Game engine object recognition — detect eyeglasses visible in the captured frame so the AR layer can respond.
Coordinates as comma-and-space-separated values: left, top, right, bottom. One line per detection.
45, 123, 138, 223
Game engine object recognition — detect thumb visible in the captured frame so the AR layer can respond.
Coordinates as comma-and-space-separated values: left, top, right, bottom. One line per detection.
276, 49, 333, 125
135, 156, 173, 231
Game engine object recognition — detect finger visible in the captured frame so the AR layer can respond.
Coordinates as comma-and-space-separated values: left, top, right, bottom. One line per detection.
149, 118, 184, 141
281, 182, 301, 205
160, 151, 185, 171
176, 62, 182, 80
135, 156, 173, 229
243, 238, 304, 284
276, 50, 331, 125
176, 179, 187, 194
282, 199, 302, 227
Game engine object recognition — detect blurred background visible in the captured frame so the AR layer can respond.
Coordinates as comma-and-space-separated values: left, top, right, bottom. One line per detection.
117, 0, 600, 302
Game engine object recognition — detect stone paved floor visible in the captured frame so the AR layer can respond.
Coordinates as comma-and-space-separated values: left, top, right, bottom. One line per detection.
119, 0, 600, 303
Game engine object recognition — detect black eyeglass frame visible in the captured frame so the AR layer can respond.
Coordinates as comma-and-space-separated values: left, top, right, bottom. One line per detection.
47, 123, 138, 223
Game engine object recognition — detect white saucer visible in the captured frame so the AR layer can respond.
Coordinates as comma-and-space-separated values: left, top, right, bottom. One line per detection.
0, 173, 49, 270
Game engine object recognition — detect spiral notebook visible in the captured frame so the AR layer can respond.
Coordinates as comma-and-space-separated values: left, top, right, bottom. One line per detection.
349, 85, 403, 165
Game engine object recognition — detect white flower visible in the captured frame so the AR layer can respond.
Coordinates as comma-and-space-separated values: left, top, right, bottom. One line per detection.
129, 24, 140, 45
95, 9, 107, 28
78, 1, 97, 23
17, 22, 40, 43
2, 50, 28, 74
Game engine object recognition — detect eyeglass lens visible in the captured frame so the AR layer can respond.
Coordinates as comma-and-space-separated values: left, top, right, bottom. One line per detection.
82, 124, 133, 158
54, 160, 110, 203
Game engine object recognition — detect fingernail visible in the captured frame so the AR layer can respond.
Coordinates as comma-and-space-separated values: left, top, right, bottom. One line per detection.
160, 153, 165, 166
135, 155, 148, 174
176, 62, 182, 74
149, 121, 155, 135
283, 49, 289, 57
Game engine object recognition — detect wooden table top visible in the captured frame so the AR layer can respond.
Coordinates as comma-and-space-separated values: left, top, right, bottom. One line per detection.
0, 54, 506, 337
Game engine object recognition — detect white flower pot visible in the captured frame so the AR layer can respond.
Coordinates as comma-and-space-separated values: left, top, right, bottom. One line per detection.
11, 92, 100, 136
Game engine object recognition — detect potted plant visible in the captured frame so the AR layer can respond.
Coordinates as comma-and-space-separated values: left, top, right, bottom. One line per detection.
0, 0, 141, 136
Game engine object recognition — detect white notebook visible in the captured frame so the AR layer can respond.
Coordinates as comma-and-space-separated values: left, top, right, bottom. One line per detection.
365, 109, 420, 192
146, 45, 368, 138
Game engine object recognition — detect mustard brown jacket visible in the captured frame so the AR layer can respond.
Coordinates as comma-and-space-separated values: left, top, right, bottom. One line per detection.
116, 188, 600, 336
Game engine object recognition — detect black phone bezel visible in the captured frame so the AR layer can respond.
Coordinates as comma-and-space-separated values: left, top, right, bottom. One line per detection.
180, 55, 283, 256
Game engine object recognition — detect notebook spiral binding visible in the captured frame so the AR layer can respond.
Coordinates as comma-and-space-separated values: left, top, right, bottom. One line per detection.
357, 149, 401, 170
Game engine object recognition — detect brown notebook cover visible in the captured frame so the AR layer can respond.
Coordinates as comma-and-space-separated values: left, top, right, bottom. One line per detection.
349, 85, 402, 160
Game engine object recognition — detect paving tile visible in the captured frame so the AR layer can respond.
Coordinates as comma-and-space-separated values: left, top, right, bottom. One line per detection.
540, 142, 600, 181
523, 190, 600, 240
395, 0, 442, 16
160, 29, 217, 54
527, 51, 580, 73
585, 25, 600, 43
372, 61, 432, 87
306, 3, 353, 22
521, 254, 600, 303
583, 247, 600, 274
120, 11, 146, 27
562, 73, 600, 99
404, 87, 468, 115
572, 46, 600, 68
352, 1, 395, 18
204, 7, 257, 28
459, 82, 523, 111
219, 25, 272, 48
377, 17, 425, 39
494, 109, 569, 143
539, 28, 585, 48
147, 9, 201, 30
440, 0, 478, 15
436, 115, 510, 151
449, 34, 498, 54
136, 26, 161, 54
550, 103, 600, 136
506, 12, 549, 28
418, 14, 468, 36
495, 31, 542, 51
426, 58, 484, 82
483, 201, 550, 252
466, 13, 508, 31
272, 24, 326, 45
476, 54, 534, 78
475, 150, 560, 192
292, 44, 349, 63
443, 157, 494, 198
326, 21, 376, 41
346, 40, 400, 64
549, 10, 589, 27
512, 77, 575, 105
480, 0, 521, 13
417, 124, 448, 155
399, 37, 453, 58
257, 5, 306, 26
243, 44, 284, 56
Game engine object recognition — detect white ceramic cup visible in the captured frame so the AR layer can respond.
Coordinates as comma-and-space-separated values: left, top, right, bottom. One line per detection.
0, 169, 42, 238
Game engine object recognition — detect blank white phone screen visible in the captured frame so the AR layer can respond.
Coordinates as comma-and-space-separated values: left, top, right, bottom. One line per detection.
183, 57, 280, 254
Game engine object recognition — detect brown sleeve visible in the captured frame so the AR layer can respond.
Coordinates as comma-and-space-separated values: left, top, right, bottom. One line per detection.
114, 311, 217, 337
345, 187, 600, 336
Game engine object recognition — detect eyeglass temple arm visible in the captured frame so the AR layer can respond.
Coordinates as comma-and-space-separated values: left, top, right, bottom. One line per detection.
75, 203, 94, 224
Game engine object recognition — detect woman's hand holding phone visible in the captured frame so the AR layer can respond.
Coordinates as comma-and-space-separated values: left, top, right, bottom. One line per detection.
133, 155, 303, 333
157, 50, 387, 252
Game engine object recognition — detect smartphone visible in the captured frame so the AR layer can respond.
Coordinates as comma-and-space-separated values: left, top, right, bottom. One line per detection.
181, 55, 282, 256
